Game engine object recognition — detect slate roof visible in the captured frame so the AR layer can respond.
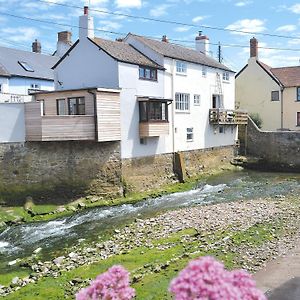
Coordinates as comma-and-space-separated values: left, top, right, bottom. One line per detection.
126, 33, 233, 72
270, 66, 300, 88
0, 64, 10, 77
0, 46, 59, 80
90, 37, 164, 69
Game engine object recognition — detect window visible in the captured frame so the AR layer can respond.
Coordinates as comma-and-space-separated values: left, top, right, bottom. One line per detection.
222, 72, 229, 81
297, 87, 300, 101
139, 66, 157, 81
175, 93, 190, 111
297, 112, 300, 126
56, 99, 67, 115
140, 138, 147, 145
68, 97, 85, 115
194, 94, 201, 106
37, 99, 45, 116
30, 83, 40, 90
186, 128, 193, 141
219, 126, 225, 134
271, 91, 279, 101
176, 61, 187, 74
202, 66, 207, 77
139, 101, 168, 122
18, 61, 34, 72
0, 84, 2, 93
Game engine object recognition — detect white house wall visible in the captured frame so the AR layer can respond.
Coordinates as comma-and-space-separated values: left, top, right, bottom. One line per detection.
8, 77, 54, 95
163, 57, 236, 152
0, 77, 9, 93
0, 103, 25, 142
118, 62, 173, 158
55, 38, 119, 90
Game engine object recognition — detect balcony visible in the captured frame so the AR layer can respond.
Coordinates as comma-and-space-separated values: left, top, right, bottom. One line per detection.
0, 93, 32, 103
209, 109, 248, 125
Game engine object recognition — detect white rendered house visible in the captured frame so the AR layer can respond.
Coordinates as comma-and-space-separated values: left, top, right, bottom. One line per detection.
53, 7, 246, 159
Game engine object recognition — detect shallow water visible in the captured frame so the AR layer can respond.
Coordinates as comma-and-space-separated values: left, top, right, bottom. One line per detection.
0, 169, 300, 270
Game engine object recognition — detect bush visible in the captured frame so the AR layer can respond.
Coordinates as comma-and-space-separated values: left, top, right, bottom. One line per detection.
250, 113, 263, 129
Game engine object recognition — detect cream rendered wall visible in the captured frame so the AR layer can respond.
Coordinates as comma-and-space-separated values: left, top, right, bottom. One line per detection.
282, 87, 300, 131
236, 58, 281, 131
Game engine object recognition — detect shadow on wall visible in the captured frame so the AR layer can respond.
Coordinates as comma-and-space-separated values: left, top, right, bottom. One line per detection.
0, 141, 122, 206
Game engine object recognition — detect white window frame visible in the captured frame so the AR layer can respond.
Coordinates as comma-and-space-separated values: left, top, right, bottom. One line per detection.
194, 94, 201, 106
202, 66, 207, 77
175, 93, 190, 112
222, 72, 229, 81
176, 60, 187, 74
186, 127, 193, 141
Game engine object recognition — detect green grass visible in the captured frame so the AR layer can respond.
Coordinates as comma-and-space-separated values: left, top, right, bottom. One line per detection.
3, 216, 291, 300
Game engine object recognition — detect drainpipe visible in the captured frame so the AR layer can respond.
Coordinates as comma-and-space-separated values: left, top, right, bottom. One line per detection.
171, 59, 175, 156
88, 89, 98, 141
280, 86, 284, 130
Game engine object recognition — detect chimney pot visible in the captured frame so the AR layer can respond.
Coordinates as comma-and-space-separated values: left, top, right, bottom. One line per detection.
162, 35, 169, 43
84, 6, 88, 15
250, 37, 258, 58
32, 39, 41, 53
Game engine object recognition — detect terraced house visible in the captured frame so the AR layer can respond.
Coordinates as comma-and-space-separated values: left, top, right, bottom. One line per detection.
47, 6, 245, 164
236, 37, 300, 131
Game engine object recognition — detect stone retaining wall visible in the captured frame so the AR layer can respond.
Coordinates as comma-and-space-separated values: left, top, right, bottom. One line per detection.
244, 118, 300, 170
0, 141, 122, 205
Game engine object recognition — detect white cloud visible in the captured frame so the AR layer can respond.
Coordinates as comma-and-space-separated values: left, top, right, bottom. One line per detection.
192, 15, 207, 23
1, 27, 39, 43
174, 26, 191, 32
226, 19, 266, 35
115, 0, 142, 9
98, 20, 122, 31
235, 0, 252, 7
288, 3, 300, 14
276, 25, 297, 32
149, 4, 171, 17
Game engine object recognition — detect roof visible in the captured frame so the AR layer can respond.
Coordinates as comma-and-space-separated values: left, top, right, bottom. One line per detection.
0, 46, 59, 80
90, 37, 164, 69
126, 33, 233, 72
270, 66, 300, 88
0, 63, 10, 77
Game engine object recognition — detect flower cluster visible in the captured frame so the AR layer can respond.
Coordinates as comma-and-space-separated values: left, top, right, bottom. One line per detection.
76, 265, 135, 300
169, 256, 267, 300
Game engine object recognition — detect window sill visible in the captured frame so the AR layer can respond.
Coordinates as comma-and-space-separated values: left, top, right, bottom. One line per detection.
175, 110, 190, 114
176, 72, 187, 76
271, 100, 280, 101
186, 139, 194, 142
139, 77, 158, 82
222, 80, 230, 84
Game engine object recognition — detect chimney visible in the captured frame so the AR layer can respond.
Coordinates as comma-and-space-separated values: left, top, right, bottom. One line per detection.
32, 39, 41, 53
162, 35, 169, 43
250, 37, 258, 58
56, 31, 73, 58
79, 6, 94, 40
195, 31, 209, 55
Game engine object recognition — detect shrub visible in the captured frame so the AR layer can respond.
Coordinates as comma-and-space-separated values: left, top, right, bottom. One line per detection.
250, 113, 263, 129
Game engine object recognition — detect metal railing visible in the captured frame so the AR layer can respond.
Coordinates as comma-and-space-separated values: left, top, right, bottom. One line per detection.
209, 109, 248, 125
0, 93, 33, 103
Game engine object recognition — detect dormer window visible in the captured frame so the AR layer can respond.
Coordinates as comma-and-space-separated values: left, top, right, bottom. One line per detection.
18, 61, 34, 72
139, 66, 157, 81
176, 61, 187, 74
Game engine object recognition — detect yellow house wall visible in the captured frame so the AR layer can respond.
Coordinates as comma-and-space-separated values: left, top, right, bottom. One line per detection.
282, 87, 300, 131
236, 58, 281, 131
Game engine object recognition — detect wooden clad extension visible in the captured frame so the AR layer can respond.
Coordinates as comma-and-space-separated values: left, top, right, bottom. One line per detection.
96, 91, 121, 142
139, 122, 169, 137
25, 88, 121, 142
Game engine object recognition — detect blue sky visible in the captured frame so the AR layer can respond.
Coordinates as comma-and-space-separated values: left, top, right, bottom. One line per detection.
1, 0, 300, 71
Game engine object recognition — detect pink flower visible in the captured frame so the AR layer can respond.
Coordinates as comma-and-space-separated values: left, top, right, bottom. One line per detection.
76, 265, 135, 300
169, 256, 267, 300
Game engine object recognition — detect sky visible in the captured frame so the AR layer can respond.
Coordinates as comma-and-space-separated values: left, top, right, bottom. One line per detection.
1, 0, 300, 71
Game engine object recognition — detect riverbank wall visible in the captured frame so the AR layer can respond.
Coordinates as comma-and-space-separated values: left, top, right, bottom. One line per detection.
238, 118, 300, 171
0, 141, 122, 205
0, 141, 236, 204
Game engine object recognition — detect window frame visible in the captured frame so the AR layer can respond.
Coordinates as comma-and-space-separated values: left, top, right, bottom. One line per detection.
139, 100, 168, 122
271, 91, 279, 101
194, 94, 201, 106
186, 127, 194, 142
176, 60, 187, 74
222, 71, 229, 81
297, 112, 300, 126
139, 66, 157, 81
56, 98, 67, 115
18, 61, 34, 72
202, 66, 207, 77
175, 93, 190, 112
297, 87, 300, 101
68, 97, 85, 115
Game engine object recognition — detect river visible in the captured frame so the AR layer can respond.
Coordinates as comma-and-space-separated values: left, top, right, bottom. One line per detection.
1, 169, 300, 274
